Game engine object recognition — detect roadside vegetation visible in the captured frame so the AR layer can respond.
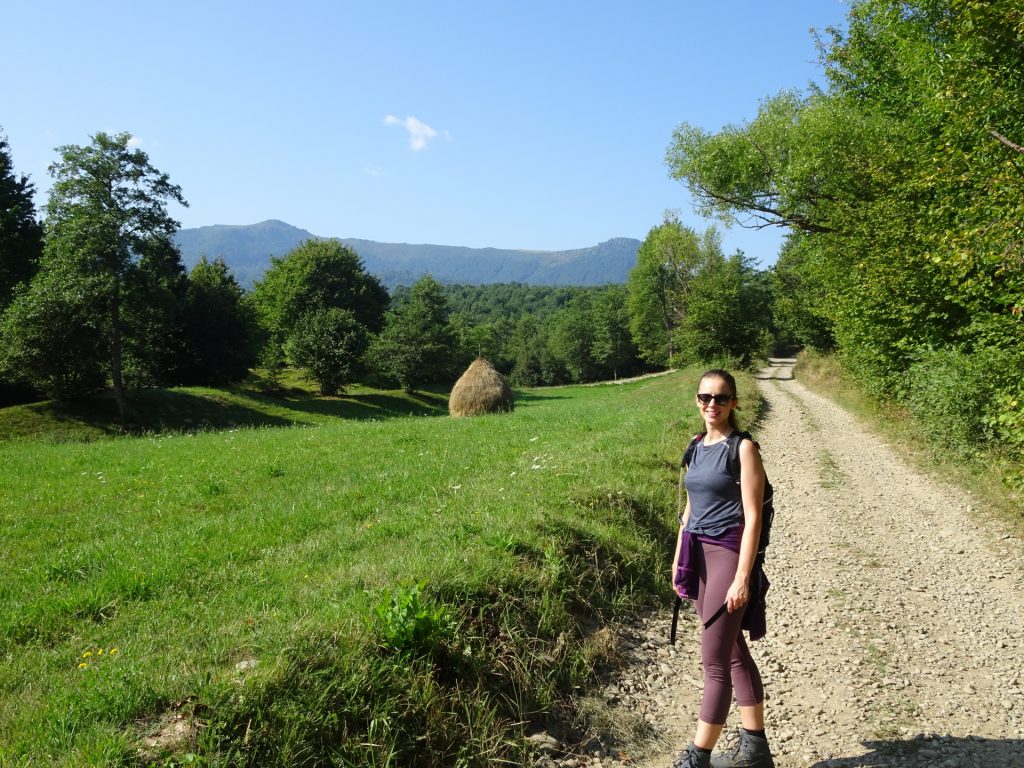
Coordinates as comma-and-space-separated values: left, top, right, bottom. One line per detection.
669, 1, 1024, 509
0, 369, 763, 766
797, 351, 1023, 531
3, 0, 1023, 762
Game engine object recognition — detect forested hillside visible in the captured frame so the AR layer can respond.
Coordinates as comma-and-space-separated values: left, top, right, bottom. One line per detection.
173, 220, 642, 289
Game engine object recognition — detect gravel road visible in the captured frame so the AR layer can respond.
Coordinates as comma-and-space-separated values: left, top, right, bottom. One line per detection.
537, 361, 1024, 768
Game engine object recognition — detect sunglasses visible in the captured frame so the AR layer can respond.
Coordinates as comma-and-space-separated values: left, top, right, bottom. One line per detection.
696, 393, 735, 406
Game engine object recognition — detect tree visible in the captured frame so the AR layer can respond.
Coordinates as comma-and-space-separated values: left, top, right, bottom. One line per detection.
120, 236, 190, 387
674, 250, 773, 366
180, 258, 259, 385
450, 313, 516, 373
509, 315, 546, 386
43, 131, 187, 417
368, 275, 457, 392
626, 218, 717, 367
665, 91, 889, 236
250, 239, 388, 354
663, 0, 1024, 462
0, 132, 43, 309
0, 263, 108, 400
286, 307, 368, 395
590, 285, 640, 380
548, 292, 597, 383
770, 235, 834, 352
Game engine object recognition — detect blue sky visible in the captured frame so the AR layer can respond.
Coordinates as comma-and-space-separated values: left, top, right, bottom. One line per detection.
3, 1, 851, 265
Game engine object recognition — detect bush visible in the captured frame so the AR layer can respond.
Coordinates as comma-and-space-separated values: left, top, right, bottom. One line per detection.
903, 345, 1024, 458
0, 268, 109, 400
285, 307, 368, 395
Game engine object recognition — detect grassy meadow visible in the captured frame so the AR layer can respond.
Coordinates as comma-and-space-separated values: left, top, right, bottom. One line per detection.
0, 369, 759, 766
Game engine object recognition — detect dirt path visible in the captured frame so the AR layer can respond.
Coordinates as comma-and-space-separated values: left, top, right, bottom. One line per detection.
559, 363, 1024, 768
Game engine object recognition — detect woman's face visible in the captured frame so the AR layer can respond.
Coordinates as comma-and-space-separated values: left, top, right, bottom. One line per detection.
695, 375, 737, 429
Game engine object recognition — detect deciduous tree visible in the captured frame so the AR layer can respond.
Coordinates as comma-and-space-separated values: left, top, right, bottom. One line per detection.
250, 239, 388, 355
42, 132, 187, 416
627, 218, 729, 367
286, 307, 368, 396
0, 263, 108, 399
590, 285, 639, 380
368, 275, 457, 392
180, 257, 259, 385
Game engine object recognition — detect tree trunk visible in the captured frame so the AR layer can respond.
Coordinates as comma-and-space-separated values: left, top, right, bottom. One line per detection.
110, 278, 128, 421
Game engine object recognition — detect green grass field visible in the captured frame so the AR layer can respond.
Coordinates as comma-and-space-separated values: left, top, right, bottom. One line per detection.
0, 370, 760, 766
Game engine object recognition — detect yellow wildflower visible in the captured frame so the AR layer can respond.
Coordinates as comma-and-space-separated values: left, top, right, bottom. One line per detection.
78, 662, 88, 669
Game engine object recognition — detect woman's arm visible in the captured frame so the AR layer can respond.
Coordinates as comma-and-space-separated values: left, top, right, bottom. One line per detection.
726, 438, 765, 613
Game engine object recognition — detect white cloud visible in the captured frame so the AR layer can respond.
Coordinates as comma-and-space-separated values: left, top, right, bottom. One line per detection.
363, 166, 383, 177
127, 135, 144, 148
383, 114, 446, 151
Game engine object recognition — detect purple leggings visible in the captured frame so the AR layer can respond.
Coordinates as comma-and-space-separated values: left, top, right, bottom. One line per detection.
696, 540, 764, 724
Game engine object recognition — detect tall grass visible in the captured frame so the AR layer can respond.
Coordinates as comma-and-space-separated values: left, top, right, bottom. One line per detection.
0, 369, 757, 766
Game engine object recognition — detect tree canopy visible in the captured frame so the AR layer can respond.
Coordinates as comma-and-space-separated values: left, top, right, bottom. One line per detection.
665, 0, 1024, 467
250, 239, 389, 345
0, 132, 43, 309
2, 132, 188, 414
368, 275, 458, 393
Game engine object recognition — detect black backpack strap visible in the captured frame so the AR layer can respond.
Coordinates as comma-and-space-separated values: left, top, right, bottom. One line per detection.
725, 430, 755, 483
670, 598, 730, 645
682, 432, 705, 470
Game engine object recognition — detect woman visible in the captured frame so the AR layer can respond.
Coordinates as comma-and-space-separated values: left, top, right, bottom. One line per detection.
671, 369, 774, 768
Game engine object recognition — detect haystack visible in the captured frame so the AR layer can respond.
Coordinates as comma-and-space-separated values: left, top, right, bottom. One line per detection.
449, 358, 515, 417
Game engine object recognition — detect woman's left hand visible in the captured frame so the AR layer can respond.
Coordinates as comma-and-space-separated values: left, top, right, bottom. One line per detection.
726, 576, 749, 613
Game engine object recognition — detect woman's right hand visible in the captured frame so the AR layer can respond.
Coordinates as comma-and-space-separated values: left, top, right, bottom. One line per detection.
725, 575, 750, 613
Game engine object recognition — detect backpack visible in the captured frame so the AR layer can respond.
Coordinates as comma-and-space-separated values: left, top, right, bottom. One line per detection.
670, 430, 774, 644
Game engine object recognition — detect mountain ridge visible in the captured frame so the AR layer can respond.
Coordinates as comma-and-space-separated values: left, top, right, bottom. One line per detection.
173, 220, 640, 288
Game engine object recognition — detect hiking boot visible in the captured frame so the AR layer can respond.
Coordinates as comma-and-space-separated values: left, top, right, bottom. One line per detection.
710, 728, 775, 768
672, 743, 711, 768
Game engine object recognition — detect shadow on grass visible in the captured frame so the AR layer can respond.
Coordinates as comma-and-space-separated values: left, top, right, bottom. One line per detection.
267, 390, 449, 420
9, 389, 301, 441
809, 735, 1024, 767
2, 385, 453, 442
512, 390, 571, 405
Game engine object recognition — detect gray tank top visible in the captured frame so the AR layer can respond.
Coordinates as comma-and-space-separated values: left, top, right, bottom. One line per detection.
683, 437, 744, 536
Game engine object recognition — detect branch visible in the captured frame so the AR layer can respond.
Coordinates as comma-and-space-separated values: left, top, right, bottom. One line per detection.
691, 182, 834, 234
990, 129, 1024, 154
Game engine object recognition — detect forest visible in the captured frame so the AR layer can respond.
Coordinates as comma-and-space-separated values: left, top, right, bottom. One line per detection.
1, 0, 1022, 488
668, 0, 1024, 486
0, 136, 774, 410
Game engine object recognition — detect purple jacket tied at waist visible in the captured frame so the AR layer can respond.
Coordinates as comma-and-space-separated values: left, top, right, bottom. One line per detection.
674, 529, 769, 641
674, 529, 701, 600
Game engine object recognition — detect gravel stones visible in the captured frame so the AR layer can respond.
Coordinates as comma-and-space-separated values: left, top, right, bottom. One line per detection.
556, 373, 1024, 768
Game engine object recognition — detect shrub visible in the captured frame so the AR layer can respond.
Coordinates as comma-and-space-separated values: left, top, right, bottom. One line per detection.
903, 345, 1023, 459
